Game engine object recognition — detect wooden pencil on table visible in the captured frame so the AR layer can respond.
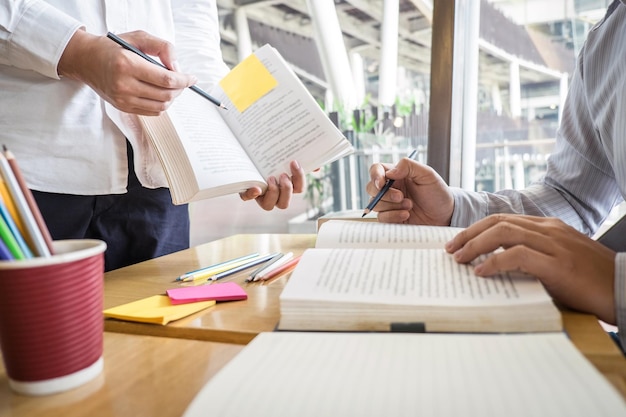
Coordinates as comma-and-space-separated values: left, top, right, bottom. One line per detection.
257, 254, 302, 281
247, 252, 286, 282
252, 252, 293, 282
177, 253, 261, 282
207, 253, 278, 281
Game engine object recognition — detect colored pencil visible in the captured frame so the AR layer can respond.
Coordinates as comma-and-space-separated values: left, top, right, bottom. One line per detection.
3, 146, 54, 255
0, 211, 24, 259
207, 253, 278, 281
256, 254, 302, 281
0, 196, 32, 258
177, 253, 260, 282
0, 152, 50, 257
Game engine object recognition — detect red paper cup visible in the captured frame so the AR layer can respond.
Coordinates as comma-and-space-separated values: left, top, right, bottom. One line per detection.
0, 239, 107, 396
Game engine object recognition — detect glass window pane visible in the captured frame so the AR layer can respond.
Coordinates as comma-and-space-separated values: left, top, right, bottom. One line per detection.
475, 0, 611, 192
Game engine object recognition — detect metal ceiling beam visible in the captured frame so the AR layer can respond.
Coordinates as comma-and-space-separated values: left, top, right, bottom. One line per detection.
341, 0, 432, 49
233, 0, 282, 7
219, 0, 432, 74
283, 0, 431, 71
407, 0, 434, 23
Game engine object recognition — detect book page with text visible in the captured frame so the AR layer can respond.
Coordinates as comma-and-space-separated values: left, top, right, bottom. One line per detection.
211, 45, 353, 178
165, 89, 266, 192
283, 248, 552, 307
183, 332, 626, 417
316, 220, 464, 249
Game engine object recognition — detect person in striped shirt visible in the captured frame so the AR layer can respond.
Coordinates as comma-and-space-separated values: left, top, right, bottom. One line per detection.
366, 0, 626, 349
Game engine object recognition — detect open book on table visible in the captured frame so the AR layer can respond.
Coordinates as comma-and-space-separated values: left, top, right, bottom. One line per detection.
138, 44, 354, 205
277, 220, 562, 333
183, 332, 626, 417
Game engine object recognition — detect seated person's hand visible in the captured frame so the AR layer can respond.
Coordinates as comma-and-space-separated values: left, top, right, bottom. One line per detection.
366, 158, 454, 226
445, 214, 617, 324
240, 160, 305, 210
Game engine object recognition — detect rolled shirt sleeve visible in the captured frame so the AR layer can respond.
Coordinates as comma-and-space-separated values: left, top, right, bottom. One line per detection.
0, 0, 82, 79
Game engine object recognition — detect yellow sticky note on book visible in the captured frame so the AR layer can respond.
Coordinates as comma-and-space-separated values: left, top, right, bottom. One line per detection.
219, 54, 278, 112
103, 295, 215, 325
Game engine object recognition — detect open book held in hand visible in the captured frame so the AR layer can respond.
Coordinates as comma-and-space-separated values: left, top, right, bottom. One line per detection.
138, 44, 354, 204
278, 220, 562, 333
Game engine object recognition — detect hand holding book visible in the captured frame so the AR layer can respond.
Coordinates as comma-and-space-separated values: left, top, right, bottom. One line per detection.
137, 44, 353, 204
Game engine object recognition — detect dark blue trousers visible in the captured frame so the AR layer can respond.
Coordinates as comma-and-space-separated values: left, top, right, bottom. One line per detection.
32, 145, 189, 271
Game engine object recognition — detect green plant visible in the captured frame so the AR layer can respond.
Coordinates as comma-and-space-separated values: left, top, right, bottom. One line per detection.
304, 165, 333, 219
302, 95, 391, 220
394, 96, 415, 118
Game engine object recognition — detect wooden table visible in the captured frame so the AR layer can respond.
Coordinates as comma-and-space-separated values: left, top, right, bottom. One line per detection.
561, 310, 626, 397
104, 234, 315, 344
0, 332, 243, 417
103, 233, 626, 398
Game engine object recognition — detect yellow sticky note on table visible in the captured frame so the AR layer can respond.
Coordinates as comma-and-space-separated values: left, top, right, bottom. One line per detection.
103, 295, 215, 325
219, 54, 278, 113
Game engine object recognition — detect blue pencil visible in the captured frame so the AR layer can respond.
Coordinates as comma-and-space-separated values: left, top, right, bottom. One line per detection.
0, 195, 32, 258
0, 233, 13, 260
176, 252, 260, 281
207, 253, 279, 281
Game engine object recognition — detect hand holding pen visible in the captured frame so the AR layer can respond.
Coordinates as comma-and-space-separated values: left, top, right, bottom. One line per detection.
363, 149, 456, 226
362, 150, 417, 217
57, 29, 200, 116
106, 32, 226, 110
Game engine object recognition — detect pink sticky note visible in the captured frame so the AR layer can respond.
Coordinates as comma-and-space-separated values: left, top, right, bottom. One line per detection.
166, 282, 248, 305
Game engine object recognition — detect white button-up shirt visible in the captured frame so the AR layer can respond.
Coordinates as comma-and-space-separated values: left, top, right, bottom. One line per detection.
0, 0, 229, 194
450, 0, 626, 346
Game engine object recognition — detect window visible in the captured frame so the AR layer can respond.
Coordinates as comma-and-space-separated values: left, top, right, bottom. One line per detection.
472, 0, 610, 192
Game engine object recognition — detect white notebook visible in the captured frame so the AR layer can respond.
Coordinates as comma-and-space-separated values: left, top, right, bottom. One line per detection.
183, 332, 626, 417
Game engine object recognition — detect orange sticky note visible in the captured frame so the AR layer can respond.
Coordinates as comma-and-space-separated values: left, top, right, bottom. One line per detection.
219, 54, 277, 112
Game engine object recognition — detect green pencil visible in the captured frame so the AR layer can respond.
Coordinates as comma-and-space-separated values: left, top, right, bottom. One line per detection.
0, 212, 24, 260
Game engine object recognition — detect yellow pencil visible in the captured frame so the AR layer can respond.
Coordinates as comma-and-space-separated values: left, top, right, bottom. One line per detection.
177, 253, 260, 282
0, 176, 24, 237
0, 153, 50, 257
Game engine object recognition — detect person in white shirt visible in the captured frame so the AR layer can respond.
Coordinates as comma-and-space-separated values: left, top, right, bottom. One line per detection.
365, 0, 626, 349
0, 1, 304, 270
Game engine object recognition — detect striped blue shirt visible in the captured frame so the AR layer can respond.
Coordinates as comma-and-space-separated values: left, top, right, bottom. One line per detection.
450, 0, 626, 347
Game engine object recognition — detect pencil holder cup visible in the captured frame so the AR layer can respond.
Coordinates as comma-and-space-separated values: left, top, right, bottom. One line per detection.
0, 239, 107, 396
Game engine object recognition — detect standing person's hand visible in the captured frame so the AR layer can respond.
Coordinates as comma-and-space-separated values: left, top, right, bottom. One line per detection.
58, 30, 197, 115
240, 160, 306, 210
445, 214, 617, 324
366, 158, 454, 225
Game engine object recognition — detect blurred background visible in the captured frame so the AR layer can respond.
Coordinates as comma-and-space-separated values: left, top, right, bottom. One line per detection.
191, 0, 619, 246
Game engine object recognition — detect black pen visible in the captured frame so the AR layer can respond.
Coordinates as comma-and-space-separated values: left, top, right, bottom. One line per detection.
106, 32, 227, 110
361, 149, 417, 217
